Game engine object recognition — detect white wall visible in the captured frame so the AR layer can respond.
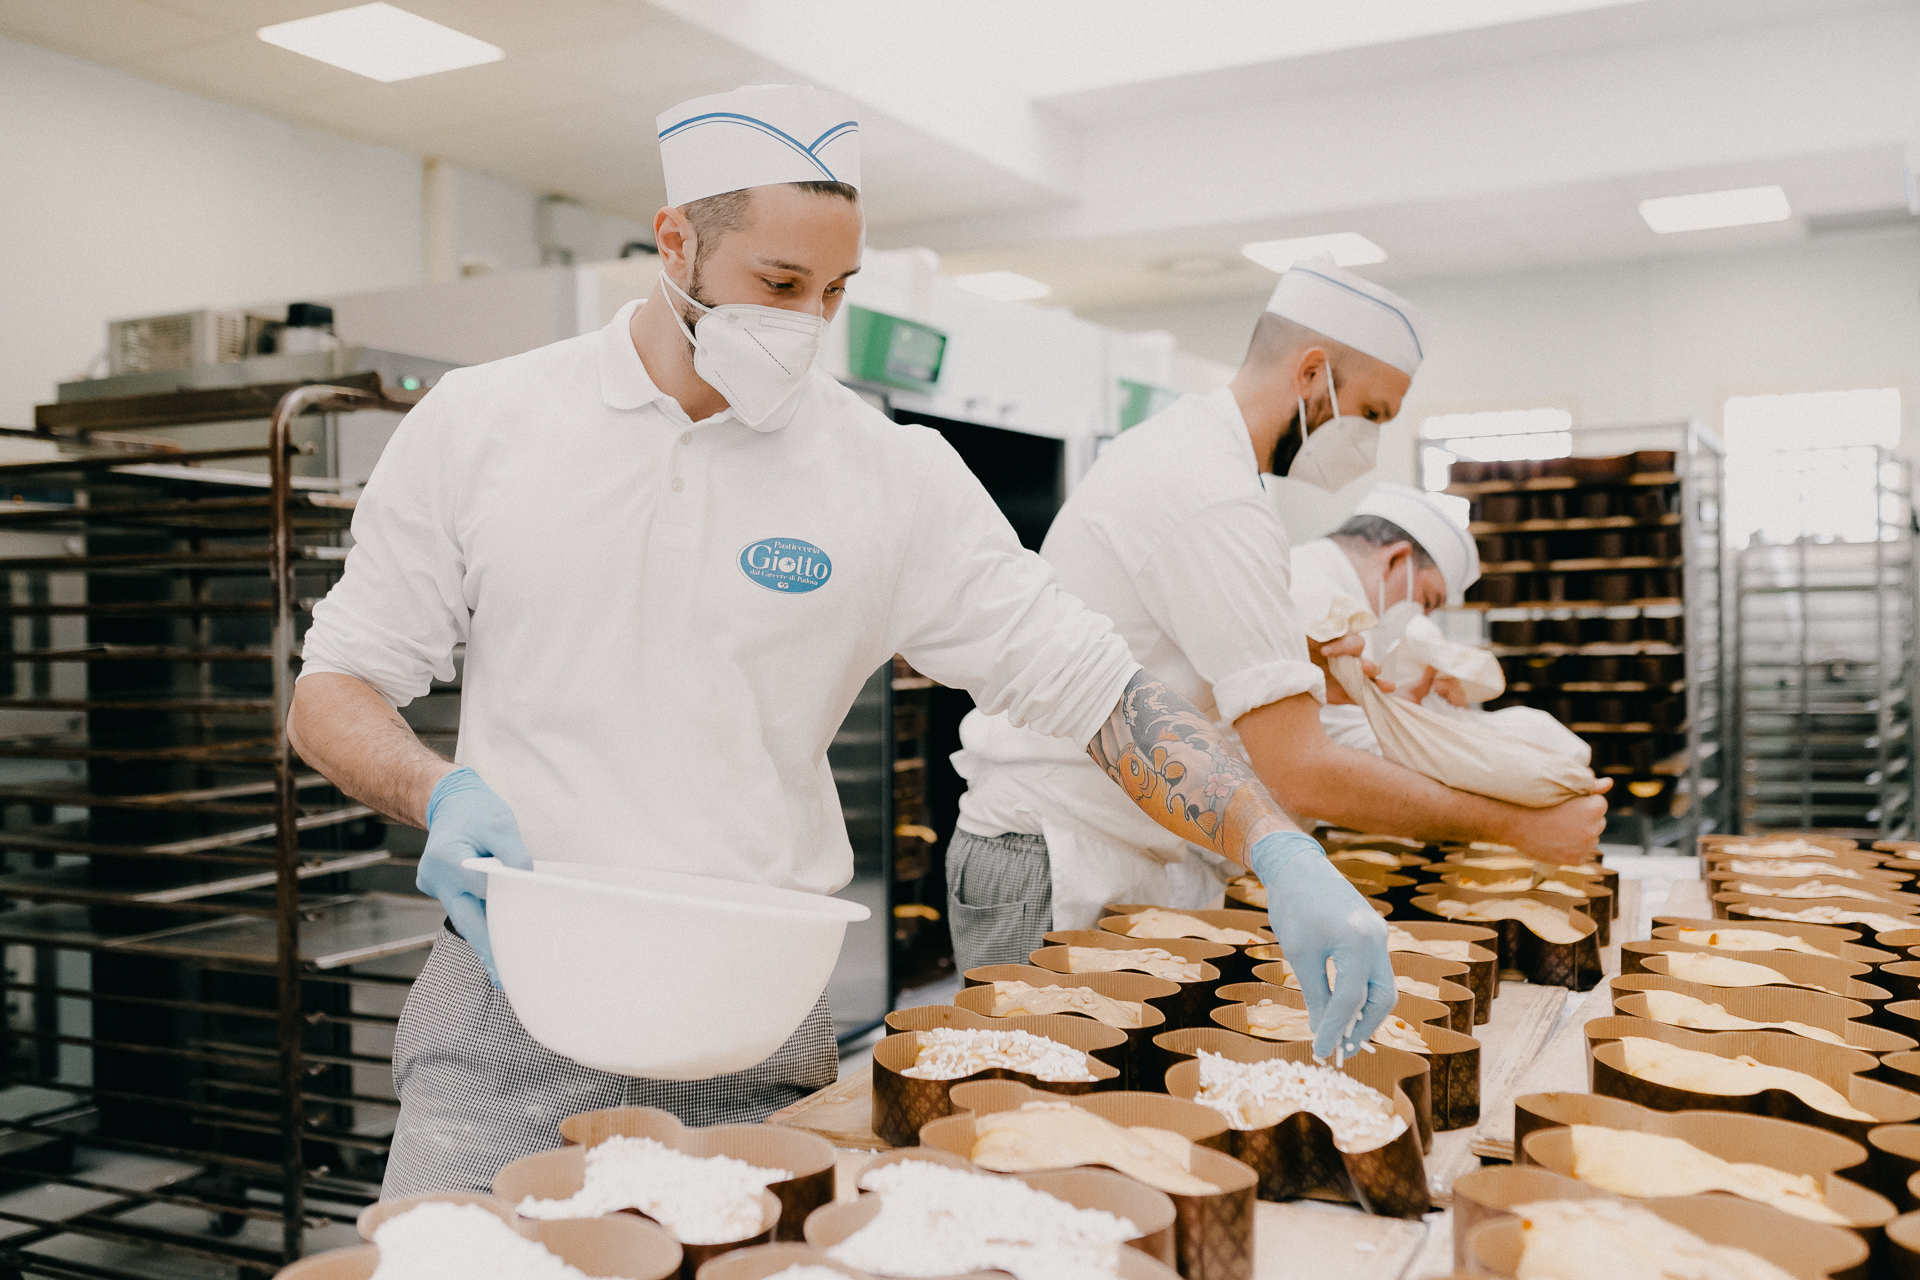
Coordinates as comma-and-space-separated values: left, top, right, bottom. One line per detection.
1085, 226, 1920, 537
0, 35, 653, 428
0, 36, 421, 424
457, 169, 543, 276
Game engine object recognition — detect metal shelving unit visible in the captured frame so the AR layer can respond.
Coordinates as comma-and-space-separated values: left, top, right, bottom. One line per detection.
0, 375, 444, 1277
1447, 421, 1727, 852
1732, 448, 1918, 838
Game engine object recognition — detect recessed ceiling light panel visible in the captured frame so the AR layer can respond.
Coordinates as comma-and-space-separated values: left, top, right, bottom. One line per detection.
1155, 253, 1239, 278
258, 3, 504, 83
1240, 232, 1386, 273
1639, 185, 1791, 234
953, 271, 1052, 302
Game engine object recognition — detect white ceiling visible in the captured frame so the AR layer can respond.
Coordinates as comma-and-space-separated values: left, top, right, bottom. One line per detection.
2, 0, 1915, 311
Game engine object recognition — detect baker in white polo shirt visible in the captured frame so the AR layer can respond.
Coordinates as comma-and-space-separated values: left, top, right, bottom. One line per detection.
949, 262, 1611, 971
1292, 483, 1483, 753
290, 86, 1397, 1199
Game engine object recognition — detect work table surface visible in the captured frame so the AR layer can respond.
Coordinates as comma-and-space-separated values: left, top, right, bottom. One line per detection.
771, 872, 1686, 1279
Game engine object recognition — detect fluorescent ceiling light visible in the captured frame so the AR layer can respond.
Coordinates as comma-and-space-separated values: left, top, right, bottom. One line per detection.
1240, 232, 1386, 273
954, 271, 1051, 302
1421, 407, 1573, 440
258, 3, 503, 83
1639, 185, 1790, 234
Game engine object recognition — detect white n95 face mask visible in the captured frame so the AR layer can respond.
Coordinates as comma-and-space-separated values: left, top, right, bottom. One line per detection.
1288, 364, 1379, 493
1374, 544, 1424, 655
660, 271, 827, 427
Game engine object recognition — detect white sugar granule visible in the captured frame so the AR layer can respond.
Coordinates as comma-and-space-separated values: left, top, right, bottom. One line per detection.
1191, 1051, 1407, 1153
830, 1159, 1136, 1280
763, 1269, 851, 1280
515, 1135, 788, 1244
898, 1027, 1096, 1082
371, 1202, 592, 1280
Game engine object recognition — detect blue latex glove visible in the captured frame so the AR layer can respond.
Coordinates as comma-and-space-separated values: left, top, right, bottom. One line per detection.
1249, 830, 1397, 1062
417, 767, 534, 988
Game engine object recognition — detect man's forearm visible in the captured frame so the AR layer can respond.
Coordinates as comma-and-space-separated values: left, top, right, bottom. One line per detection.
287, 672, 456, 829
1086, 671, 1295, 868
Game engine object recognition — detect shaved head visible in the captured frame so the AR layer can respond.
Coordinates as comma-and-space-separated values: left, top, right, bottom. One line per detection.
1246, 313, 1364, 374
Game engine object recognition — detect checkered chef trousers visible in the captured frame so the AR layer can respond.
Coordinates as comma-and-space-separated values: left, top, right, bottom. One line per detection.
380, 926, 839, 1199
945, 829, 1054, 976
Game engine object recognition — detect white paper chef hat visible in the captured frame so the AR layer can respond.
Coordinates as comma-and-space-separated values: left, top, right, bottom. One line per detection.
656, 85, 861, 207
1265, 260, 1431, 376
1354, 483, 1480, 601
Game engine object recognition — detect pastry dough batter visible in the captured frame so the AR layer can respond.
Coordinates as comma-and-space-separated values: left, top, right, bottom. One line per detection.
1430, 897, 1585, 943
1387, 925, 1477, 961
1713, 839, 1838, 859
1747, 904, 1918, 934
1333, 850, 1403, 868
990, 981, 1146, 1029
1566, 1125, 1848, 1224
1657, 952, 1843, 995
1227, 875, 1267, 907
1125, 908, 1265, 945
1671, 928, 1834, 957
1063, 946, 1206, 983
1637, 989, 1846, 1046
1732, 880, 1890, 901
1514, 1198, 1799, 1279
971, 1101, 1220, 1196
1725, 859, 1865, 880
1272, 959, 1440, 1001
1616, 1035, 1873, 1120
1240, 999, 1431, 1053
1457, 874, 1534, 892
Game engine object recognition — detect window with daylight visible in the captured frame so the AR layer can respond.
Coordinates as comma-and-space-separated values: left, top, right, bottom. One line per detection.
1419, 407, 1575, 526
1721, 389, 1903, 547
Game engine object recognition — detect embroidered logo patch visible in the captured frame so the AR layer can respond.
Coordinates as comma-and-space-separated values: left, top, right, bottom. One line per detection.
738, 537, 831, 594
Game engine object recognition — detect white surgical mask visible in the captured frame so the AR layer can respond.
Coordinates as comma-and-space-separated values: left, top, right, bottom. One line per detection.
1373, 548, 1423, 655
660, 271, 827, 427
1289, 364, 1379, 493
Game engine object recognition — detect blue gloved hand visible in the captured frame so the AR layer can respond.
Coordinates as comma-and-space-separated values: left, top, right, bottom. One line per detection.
417, 767, 534, 989
1249, 830, 1397, 1062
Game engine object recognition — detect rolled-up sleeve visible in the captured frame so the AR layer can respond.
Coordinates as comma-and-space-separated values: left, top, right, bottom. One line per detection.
298, 382, 469, 707
890, 443, 1139, 746
1133, 497, 1326, 725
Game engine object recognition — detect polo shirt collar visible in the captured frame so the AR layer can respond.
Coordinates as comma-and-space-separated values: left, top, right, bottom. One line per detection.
594, 298, 804, 433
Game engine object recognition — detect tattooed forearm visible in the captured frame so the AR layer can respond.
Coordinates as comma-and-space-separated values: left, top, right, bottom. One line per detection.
1087, 671, 1295, 865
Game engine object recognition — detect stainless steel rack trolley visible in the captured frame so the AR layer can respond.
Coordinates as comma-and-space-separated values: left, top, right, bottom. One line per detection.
1447, 421, 1727, 853
0, 375, 445, 1278
1732, 447, 1919, 838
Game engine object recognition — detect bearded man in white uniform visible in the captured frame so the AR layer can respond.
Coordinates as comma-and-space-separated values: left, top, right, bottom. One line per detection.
288, 87, 1398, 1199
1291, 484, 1483, 754
948, 263, 1611, 974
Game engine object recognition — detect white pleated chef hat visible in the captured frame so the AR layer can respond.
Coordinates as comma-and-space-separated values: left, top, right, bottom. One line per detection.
656, 85, 861, 207
1265, 259, 1432, 376
1354, 483, 1480, 601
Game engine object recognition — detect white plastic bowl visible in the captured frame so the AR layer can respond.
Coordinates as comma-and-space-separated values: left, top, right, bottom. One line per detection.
469, 859, 869, 1080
